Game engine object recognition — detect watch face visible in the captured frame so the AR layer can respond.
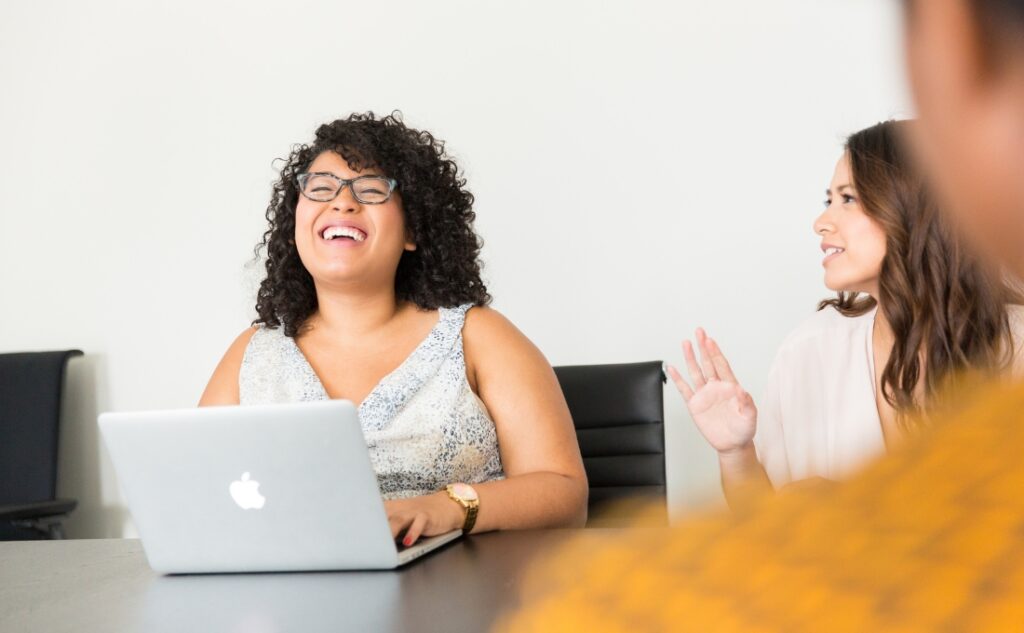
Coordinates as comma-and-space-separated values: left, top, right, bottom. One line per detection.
452, 483, 478, 502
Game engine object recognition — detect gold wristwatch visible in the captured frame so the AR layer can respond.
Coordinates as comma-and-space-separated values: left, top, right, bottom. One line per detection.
445, 483, 479, 534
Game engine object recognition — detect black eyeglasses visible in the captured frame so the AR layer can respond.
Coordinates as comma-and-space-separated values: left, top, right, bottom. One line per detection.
296, 172, 398, 204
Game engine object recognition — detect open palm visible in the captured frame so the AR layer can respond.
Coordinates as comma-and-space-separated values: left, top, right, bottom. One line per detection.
667, 328, 758, 454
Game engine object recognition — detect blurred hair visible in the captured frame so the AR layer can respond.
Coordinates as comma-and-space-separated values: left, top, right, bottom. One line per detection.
969, 0, 1024, 35
905, 1, 1024, 66
970, 0, 1024, 66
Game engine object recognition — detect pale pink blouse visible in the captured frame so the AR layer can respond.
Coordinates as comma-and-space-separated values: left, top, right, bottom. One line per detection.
754, 305, 1024, 488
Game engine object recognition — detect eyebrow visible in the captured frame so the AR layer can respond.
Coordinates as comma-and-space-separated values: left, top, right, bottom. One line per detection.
311, 170, 384, 179
825, 184, 854, 195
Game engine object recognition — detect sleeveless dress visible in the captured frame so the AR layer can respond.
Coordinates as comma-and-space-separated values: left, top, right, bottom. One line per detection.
238, 304, 505, 499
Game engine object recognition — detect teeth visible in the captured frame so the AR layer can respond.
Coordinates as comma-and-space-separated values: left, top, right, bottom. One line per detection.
322, 226, 366, 242
825, 247, 845, 257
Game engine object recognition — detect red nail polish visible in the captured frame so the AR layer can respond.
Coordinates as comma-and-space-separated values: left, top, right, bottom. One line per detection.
403, 536, 413, 547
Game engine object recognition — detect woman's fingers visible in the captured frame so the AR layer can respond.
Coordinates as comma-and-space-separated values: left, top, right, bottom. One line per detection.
666, 364, 695, 402
696, 328, 720, 382
677, 330, 739, 400
387, 510, 409, 539
402, 513, 428, 547
682, 340, 707, 389
706, 336, 739, 384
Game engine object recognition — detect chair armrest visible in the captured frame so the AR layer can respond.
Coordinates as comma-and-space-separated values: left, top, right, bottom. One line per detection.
0, 499, 77, 521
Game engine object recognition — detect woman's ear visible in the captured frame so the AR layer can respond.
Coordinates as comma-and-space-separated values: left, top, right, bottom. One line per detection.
404, 240, 418, 252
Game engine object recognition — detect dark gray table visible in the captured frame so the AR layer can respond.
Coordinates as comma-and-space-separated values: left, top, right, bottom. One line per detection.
0, 529, 607, 632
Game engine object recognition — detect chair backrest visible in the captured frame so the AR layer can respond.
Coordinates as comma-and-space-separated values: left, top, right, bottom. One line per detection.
0, 350, 82, 505
553, 361, 667, 526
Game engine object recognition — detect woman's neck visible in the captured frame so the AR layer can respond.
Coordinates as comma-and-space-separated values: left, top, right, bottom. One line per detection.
872, 301, 894, 350
870, 301, 904, 446
306, 283, 404, 340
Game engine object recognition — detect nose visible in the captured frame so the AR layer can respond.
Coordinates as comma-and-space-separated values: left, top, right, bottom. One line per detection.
330, 184, 361, 213
813, 205, 835, 236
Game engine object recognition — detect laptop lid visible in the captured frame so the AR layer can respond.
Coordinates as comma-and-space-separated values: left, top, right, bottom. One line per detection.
99, 400, 445, 573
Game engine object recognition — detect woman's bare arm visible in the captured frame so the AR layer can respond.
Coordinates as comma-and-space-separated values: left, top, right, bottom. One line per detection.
198, 327, 257, 406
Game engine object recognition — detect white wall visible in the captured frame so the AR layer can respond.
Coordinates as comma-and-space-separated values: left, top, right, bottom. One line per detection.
0, 0, 911, 537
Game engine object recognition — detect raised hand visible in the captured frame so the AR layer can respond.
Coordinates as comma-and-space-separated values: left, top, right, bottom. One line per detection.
667, 328, 757, 455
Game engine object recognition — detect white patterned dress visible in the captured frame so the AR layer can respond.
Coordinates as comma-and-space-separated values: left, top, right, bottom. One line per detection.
238, 304, 505, 499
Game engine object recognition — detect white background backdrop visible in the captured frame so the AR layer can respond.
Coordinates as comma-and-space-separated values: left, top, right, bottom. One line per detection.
0, 0, 911, 537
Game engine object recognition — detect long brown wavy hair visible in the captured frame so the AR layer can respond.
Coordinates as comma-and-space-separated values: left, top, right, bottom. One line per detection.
818, 120, 1020, 426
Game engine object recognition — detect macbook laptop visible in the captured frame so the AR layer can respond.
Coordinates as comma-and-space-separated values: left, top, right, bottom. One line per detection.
98, 400, 461, 573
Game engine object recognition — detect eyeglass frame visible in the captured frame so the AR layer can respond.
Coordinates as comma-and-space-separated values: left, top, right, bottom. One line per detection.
295, 172, 399, 204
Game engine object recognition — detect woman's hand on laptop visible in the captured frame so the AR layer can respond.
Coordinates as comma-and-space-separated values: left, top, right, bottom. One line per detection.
666, 327, 758, 455
385, 492, 465, 547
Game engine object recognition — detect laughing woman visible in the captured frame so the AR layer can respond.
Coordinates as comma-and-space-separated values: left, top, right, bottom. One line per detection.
668, 119, 1024, 508
200, 112, 587, 543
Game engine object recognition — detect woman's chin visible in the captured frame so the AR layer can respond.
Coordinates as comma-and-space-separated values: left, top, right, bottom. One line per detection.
823, 277, 875, 297
310, 268, 370, 288
824, 273, 856, 294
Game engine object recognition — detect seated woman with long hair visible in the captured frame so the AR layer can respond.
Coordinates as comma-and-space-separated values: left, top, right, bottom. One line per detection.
200, 112, 588, 544
668, 119, 1024, 507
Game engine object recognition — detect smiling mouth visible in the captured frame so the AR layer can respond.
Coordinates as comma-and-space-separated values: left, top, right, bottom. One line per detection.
321, 226, 367, 242
822, 246, 845, 265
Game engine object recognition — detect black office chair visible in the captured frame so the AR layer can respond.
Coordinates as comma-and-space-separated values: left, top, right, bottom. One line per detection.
553, 361, 667, 527
0, 350, 82, 540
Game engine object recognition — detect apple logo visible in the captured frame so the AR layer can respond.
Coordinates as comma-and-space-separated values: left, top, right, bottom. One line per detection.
229, 472, 266, 510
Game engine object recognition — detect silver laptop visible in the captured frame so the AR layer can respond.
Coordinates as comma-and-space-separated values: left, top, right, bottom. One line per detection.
98, 400, 461, 573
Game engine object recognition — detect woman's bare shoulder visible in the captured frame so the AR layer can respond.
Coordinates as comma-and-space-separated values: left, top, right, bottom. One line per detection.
198, 327, 260, 406
463, 306, 534, 349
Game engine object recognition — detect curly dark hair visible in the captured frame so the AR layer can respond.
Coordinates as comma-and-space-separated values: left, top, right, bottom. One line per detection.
253, 111, 491, 337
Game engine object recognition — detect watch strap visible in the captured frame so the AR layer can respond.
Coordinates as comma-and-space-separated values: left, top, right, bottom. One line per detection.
446, 484, 479, 533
